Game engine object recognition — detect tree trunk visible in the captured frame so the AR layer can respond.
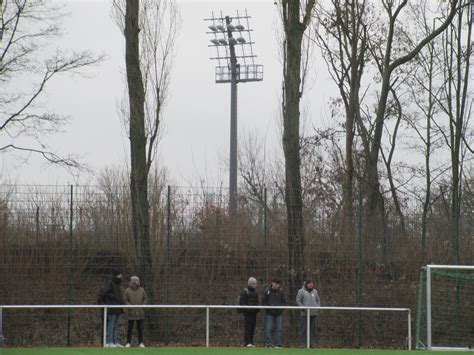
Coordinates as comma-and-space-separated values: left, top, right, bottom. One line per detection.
125, 0, 154, 297
282, 0, 312, 301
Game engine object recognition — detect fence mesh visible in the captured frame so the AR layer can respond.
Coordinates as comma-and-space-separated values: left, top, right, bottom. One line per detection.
0, 183, 472, 348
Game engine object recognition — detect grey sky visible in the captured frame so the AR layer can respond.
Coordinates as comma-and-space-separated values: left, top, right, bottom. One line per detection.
0, 0, 334, 186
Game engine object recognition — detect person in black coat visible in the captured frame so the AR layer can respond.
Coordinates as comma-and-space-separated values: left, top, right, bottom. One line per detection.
98, 269, 124, 347
262, 278, 286, 347
239, 277, 260, 347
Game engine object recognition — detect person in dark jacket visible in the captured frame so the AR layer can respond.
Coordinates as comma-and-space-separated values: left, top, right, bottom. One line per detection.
261, 278, 286, 348
98, 269, 124, 348
239, 277, 260, 347
296, 278, 321, 348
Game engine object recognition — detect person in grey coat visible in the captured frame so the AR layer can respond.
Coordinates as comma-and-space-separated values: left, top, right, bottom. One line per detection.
295, 279, 321, 348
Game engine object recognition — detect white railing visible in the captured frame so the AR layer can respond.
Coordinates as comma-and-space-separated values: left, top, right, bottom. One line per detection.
0, 304, 412, 350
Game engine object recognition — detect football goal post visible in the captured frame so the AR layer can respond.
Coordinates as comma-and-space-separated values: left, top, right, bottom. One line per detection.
416, 264, 474, 351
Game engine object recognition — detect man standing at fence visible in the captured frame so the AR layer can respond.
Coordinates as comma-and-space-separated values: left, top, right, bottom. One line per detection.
98, 269, 124, 348
239, 277, 260, 347
296, 278, 321, 348
262, 278, 285, 348
124, 276, 147, 348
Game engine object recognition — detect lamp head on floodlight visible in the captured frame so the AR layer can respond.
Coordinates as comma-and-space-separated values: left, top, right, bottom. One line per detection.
205, 9, 263, 84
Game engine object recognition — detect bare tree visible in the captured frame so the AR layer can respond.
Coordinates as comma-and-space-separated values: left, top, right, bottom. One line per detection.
434, 0, 472, 263
277, 0, 317, 300
0, 0, 102, 167
315, 0, 372, 240
364, 0, 459, 216
111, 0, 180, 306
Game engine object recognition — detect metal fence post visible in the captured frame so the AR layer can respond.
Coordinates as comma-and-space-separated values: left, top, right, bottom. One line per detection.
0, 308, 3, 347
408, 310, 412, 350
263, 187, 267, 283
206, 307, 210, 347
103, 307, 108, 347
166, 185, 171, 344
66, 184, 73, 346
307, 308, 310, 349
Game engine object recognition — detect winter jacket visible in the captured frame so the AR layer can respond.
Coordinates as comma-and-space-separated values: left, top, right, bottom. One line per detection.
99, 278, 124, 314
262, 287, 286, 316
296, 287, 320, 317
240, 287, 260, 314
123, 284, 148, 320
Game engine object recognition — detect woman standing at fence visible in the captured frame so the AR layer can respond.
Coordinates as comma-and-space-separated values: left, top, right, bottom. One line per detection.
98, 269, 124, 348
296, 278, 321, 348
239, 277, 260, 347
124, 276, 147, 348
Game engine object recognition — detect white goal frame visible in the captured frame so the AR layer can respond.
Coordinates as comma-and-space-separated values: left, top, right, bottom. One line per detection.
0, 304, 412, 350
425, 264, 474, 351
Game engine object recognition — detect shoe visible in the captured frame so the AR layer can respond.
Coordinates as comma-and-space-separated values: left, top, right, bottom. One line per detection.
246, 344, 256, 347
106, 343, 117, 348
139, 343, 146, 348
275, 345, 283, 348
115, 343, 124, 348
125, 343, 131, 348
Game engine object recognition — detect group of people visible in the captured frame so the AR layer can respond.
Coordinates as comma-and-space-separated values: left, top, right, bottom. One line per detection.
97, 269, 147, 348
239, 277, 321, 348
97, 269, 320, 349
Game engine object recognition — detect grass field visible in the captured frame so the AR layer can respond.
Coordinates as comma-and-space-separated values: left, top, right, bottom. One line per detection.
1, 347, 472, 355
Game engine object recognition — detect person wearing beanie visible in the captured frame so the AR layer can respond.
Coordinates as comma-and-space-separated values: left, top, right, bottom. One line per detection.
262, 278, 286, 348
98, 269, 125, 348
123, 276, 148, 348
239, 276, 260, 347
296, 278, 321, 348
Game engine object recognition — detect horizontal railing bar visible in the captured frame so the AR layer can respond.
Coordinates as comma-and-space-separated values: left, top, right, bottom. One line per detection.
426, 265, 474, 270
0, 304, 410, 312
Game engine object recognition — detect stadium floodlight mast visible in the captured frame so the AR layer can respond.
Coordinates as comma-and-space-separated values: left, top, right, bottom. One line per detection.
205, 10, 263, 213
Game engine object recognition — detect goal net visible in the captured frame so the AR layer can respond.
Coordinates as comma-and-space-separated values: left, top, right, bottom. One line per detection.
416, 265, 474, 351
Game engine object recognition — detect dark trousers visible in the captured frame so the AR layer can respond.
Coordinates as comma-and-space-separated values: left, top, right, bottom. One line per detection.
300, 316, 316, 348
244, 312, 257, 345
127, 319, 144, 344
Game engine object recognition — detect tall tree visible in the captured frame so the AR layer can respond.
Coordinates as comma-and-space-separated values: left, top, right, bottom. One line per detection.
0, 0, 101, 166
435, 0, 472, 263
112, 0, 179, 301
278, 0, 316, 300
316, 0, 371, 240
365, 0, 459, 215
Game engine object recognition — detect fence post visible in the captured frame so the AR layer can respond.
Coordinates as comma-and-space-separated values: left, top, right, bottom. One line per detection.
0, 308, 3, 347
263, 187, 267, 283
165, 185, 171, 344
103, 307, 108, 347
206, 307, 210, 347
408, 310, 412, 350
66, 184, 74, 346
356, 177, 364, 347
306, 308, 310, 349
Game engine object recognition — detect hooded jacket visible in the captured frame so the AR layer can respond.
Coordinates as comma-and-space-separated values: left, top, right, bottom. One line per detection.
123, 283, 147, 320
99, 274, 124, 314
295, 282, 321, 317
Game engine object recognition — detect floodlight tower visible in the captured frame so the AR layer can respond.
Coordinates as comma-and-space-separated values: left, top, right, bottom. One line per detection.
205, 10, 263, 213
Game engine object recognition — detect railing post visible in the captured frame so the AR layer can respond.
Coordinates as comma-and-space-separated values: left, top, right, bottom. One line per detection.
307, 307, 310, 349
408, 310, 412, 350
103, 307, 108, 347
206, 307, 210, 348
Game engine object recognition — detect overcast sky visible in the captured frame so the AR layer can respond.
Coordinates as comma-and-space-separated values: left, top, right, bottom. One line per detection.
0, 0, 335, 187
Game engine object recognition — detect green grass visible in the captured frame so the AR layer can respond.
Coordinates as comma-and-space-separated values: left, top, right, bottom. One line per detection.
1, 347, 471, 355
